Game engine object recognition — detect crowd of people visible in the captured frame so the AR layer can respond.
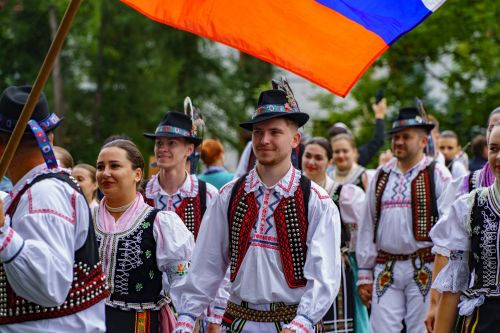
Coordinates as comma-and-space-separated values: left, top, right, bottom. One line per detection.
0, 82, 498, 333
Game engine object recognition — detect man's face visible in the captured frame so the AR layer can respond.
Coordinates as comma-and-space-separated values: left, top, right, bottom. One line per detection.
251, 118, 300, 167
439, 137, 460, 162
154, 137, 194, 170
391, 128, 428, 163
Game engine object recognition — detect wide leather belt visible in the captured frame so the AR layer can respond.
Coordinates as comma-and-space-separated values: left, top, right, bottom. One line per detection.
376, 247, 434, 264
224, 301, 298, 322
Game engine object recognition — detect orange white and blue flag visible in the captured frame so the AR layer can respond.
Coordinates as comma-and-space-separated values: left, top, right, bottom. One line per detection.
121, 0, 446, 97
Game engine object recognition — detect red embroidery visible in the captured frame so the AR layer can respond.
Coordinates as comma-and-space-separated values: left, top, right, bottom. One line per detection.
290, 320, 309, 333
311, 186, 330, 200
0, 262, 109, 324
277, 168, 296, 193
0, 228, 14, 252
274, 186, 308, 289
228, 186, 258, 282
27, 189, 76, 224
177, 321, 194, 329
176, 196, 202, 240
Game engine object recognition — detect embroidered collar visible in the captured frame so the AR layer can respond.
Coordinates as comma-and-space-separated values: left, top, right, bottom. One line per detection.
244, 165, 301, 198
383, 155, 432, 175
7, 163, 70, 202
146, 171, 199, 199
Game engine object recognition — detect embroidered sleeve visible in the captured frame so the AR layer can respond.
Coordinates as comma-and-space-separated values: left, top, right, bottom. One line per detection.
283, 314, 314, 333
0, 220, 25, 263
432, 250, 470, 293
355, 172, 378, 275
207, 269, 230, 324
174, 314, 196, 333
154, 210, 194, 306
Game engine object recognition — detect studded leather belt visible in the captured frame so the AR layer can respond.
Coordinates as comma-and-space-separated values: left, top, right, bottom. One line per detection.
225, 302, 298, 322
376, 247, 434, 264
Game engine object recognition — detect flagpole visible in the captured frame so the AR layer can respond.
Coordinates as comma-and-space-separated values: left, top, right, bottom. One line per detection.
0, 0, 82, 180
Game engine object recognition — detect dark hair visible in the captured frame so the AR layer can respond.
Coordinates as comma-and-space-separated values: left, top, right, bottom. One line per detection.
73, 163, 97, 183
440, 130, 458, 140
100, 139, 145, 187
330, 133, 357, 150
327, 122, 351, 139
471, 135, 487, 158
103, 134, 133, 146
304, 137, 333, 160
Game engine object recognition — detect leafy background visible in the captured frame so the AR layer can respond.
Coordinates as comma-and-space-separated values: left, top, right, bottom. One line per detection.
1, 0, 498, 169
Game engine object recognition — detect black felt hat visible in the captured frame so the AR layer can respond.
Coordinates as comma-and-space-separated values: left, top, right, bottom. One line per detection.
239, 89, 309, 131
0, 85, 62, 135
144, 111, 202, 146
387, 107, 435, 135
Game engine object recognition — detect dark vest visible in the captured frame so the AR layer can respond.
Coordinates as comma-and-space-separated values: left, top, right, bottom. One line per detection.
467, 169, 482, 193
331, 185, 350, 249
374, 161, 438, 242
468, 188, 500, 292
143, 178, 207, 240
0, 173, 108, 324
227, 173, 311, 289
94, 207, 165, 310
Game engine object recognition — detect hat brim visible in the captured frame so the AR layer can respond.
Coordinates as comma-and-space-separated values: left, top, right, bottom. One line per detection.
143, 131, 202, 146
386, 123, 435, 135
239, 112, 309, 131
0, 117, 64, 136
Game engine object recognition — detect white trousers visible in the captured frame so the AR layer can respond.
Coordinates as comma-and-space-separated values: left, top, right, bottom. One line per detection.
370, 260, 433, 333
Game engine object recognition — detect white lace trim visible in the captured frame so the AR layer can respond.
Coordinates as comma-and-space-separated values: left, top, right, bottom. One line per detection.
458, 294, 485, 316
244, 166, 300, 198
432, 259, 469, 293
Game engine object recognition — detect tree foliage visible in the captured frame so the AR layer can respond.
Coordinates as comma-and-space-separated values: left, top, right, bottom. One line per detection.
0, 0, 271, 165
314, 0, 500, 165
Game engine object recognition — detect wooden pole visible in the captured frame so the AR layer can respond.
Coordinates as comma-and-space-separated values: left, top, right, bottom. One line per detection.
0, 0, 82, 179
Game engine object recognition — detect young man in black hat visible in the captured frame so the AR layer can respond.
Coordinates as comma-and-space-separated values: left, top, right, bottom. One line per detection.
0, 86, 108, 332
355, 108, 452, 333
143, 111, 225, 330
174, 88, 341, 333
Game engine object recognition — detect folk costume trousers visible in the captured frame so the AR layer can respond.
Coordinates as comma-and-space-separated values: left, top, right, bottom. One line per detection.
370, 259, 433, 333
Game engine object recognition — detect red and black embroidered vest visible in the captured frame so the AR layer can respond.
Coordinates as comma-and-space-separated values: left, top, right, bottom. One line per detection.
374, 161, 438, 242
227, 174, 311, 289
143, 178, 207, 240
0, 173, 109, 324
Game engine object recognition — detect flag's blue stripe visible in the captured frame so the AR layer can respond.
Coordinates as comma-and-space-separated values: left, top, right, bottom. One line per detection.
315, 0, 432, 45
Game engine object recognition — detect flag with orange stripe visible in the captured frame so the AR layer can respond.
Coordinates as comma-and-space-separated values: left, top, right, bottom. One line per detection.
121, 0, 446, 97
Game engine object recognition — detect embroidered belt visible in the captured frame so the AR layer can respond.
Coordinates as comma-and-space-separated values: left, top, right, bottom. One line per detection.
224, 302, 298, 322
376, 247, 434, 264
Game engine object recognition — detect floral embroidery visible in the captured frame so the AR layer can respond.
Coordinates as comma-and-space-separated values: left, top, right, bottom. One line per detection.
149, 270, 154, 279
136, 282, 143, 291
177, 263, 188, 276
141, 221, 151, 229
145, 249, 152, 259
